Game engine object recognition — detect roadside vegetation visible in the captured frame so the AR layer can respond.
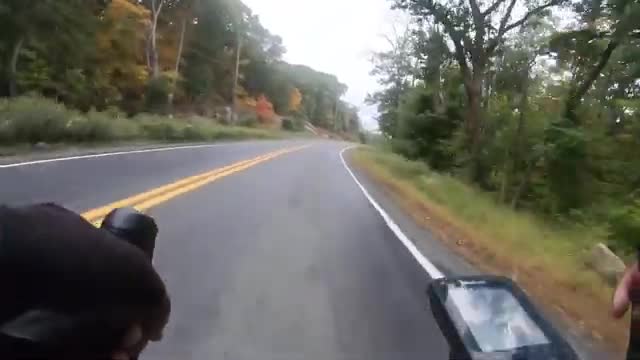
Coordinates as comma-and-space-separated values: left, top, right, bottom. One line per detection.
370, 0, 640, 253
367, 0, 640, 347
0, 96, 287, 147
0, 0, 362, 149
352, 147, 626, 351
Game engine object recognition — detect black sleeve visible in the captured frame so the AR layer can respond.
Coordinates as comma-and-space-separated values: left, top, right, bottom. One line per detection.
0, 204, 170, 333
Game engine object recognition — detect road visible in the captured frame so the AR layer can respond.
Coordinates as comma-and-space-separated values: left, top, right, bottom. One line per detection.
0, 140, 607, 359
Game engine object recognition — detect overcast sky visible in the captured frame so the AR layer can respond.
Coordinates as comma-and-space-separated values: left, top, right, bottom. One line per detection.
243, 0, 401, 130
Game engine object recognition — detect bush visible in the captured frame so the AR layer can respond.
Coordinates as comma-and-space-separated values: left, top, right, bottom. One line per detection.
0, 96, 72, 143
359, 131, 367, 144
608, 201, 640, 252
281, 117, 295, 131
136, 115, 185, 141
145, 76, 172, 114
0, 96, 285, 146
237, 112, 258, 128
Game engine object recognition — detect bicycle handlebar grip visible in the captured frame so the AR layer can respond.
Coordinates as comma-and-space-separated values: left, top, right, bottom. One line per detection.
101, 208, 158, 260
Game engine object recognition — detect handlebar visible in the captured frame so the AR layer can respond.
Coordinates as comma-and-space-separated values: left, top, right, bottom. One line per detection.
0, 207, 158, 359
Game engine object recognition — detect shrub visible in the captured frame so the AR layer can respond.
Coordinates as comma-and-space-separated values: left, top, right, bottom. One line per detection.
136, 115, 185, 141
359, 131, 367, 144
0, 96, 284, 146
608, 201, 640, 252
182, 124, 209, 141
281, 118, 294, 131
0, 96, 72, 143
237, 112, 258, 128
145, 76, 172, 114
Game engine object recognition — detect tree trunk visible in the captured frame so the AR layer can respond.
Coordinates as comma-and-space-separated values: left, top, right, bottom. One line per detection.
174, 18, 187, 74
169, 18, 188, 107
511, 158, 534, 209
7, 36, 25, 97
499, 146, 511, 203
565, 40, 618, 125
231, 35, 242, 118
147, 0, 164, 79
149, 11, 160, 78
465, 75, 484, 182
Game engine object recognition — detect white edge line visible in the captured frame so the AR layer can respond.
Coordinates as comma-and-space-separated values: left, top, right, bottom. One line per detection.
0, 143, 235, 168
339, 145, 444, 279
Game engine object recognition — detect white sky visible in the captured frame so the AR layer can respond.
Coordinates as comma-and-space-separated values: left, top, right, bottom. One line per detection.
242, 0, 400, 130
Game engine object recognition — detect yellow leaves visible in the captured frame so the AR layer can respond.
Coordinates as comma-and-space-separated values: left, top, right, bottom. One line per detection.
108, 0, 150, 25
240, 97, 257, 108
94, 0, 150, 97
288, 87, 303, 112
98, 0, 149, 49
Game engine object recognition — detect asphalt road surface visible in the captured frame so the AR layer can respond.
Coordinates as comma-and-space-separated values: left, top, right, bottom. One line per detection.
1, 140, 610, 360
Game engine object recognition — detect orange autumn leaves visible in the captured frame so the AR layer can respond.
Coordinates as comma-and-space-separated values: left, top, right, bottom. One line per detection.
254, 95, 275, 123
238, 88, 303, 125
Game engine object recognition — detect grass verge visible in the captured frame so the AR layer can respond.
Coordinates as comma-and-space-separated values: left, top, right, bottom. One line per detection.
350, 146, 625, 354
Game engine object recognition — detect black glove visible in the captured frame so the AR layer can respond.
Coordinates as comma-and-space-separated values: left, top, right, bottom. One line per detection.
0, 204, 170, 358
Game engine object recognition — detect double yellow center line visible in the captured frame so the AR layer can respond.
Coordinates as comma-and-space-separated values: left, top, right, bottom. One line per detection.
82, 145, 308, 226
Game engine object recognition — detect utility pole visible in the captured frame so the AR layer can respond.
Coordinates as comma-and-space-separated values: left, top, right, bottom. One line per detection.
334, 92, 341, 132
230, 34, 242, 123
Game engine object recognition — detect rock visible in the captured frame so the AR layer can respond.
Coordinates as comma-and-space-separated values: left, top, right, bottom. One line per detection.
33, 142, 50, 151
586, 243, 626, 286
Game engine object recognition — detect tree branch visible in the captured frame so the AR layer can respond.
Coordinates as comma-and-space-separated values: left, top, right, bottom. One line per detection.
158, 1, 165, 15
565, 40, 619, 124
486, 0, 517, 53
502, 0, 564, 33
498, 0, 518, 35
468, 0, 484, 33
468, 0, 486, 58
482, 0, 507, 16
450, 32, 472, 82
417, 0, 473, 79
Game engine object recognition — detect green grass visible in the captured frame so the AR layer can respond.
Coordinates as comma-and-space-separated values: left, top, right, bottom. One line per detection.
0, 96, 289, 147
351, 147, 624, 350
353, 147, 609, 286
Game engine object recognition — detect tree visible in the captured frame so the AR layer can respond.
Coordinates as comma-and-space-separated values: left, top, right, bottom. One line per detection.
552, 0, 640, 125
0, 1, 103, 97
366, 25, 416, 138
288, 87, 303, 113
393, 0, 566, 180
141, 0, 167, 78
92, 0, 150, 111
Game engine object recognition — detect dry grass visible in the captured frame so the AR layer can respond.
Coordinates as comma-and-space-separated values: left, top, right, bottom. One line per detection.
350, 147, 627, 355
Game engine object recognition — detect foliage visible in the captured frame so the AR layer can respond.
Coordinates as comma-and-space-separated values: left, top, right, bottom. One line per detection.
352, 146, 622, 348
145, 75, 173, 114
255, 95, 276, 124
608, 201, 640, 252
371, 0, 640, 249
0, 0, 359, 135
0, 96, 285, 145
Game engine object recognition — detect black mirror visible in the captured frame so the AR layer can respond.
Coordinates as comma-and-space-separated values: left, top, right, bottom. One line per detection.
428, 276, 579, 360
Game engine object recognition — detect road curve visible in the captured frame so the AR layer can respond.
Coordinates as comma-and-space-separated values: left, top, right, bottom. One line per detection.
0, 140, 608, 359
142, 142, 447, 359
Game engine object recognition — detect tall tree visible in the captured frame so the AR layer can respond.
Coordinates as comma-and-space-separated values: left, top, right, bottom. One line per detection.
142, 0, 167, 78
366, 25, 417, 138
0, 0, 103, 97
393, 0, 566, 180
